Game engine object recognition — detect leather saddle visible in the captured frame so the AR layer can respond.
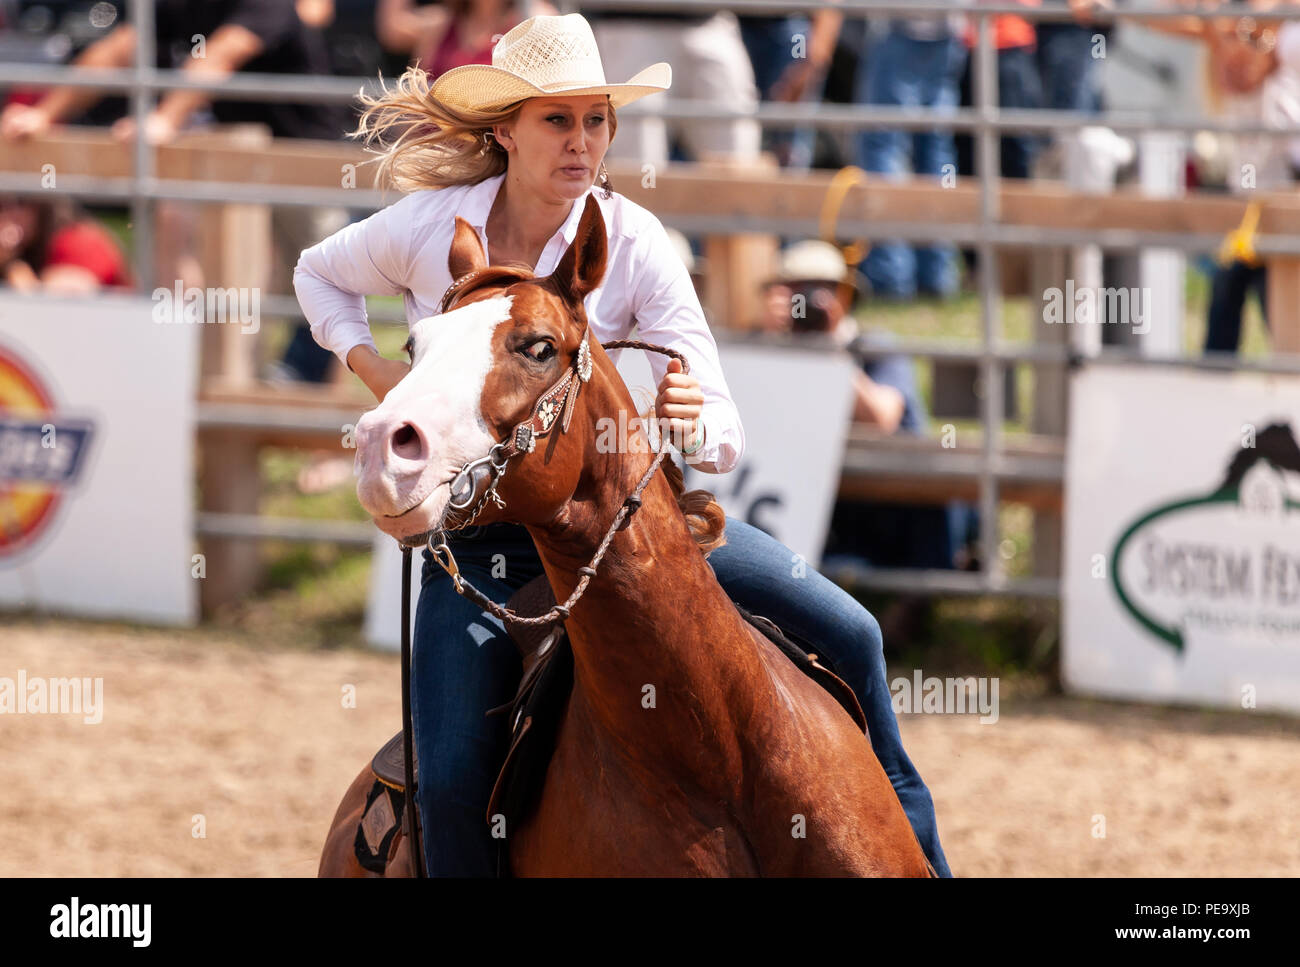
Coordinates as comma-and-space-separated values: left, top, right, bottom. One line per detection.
370, 575, 868, 833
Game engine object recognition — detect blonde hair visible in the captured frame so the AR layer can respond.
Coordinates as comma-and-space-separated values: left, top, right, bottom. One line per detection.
352, 66, 618, 193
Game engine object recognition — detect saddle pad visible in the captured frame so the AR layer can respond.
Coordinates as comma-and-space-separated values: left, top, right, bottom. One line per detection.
353, 779, 407, 875
484, 594, 870, 838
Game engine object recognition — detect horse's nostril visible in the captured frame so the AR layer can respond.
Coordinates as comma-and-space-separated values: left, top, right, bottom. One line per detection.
390, 423, 422, 460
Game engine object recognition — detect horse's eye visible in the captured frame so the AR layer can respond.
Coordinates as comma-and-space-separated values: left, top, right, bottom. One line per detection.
523, 339, 556, 362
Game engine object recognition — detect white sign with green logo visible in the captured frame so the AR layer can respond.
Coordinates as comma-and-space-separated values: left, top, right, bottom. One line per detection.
1064, 365, 1300, 714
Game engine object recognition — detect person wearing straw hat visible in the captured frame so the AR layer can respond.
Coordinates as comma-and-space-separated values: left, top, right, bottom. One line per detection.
758, 240, 916, 433
759, 242, 973, 575
294, 13, 950, 878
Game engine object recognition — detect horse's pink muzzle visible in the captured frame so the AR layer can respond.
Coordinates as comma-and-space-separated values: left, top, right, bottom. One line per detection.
353, 407, 450, 537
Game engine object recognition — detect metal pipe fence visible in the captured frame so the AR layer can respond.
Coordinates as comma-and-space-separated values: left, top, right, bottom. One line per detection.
5, 0, 1298, 599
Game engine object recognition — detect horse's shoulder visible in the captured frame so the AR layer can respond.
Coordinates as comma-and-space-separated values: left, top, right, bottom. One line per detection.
746, 622, 826, 709
739, 609, 869, 735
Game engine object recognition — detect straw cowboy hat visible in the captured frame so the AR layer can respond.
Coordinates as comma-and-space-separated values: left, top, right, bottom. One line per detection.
769, 240, 869, 295
429, 13, 672, 112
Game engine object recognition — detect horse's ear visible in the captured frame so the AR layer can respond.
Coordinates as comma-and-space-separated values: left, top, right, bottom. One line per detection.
550, 195, 608, 307
449, 215, 487, 280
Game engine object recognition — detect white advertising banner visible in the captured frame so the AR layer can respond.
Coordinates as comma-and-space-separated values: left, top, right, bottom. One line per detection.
1063, 364, 1300, 714
0, 293, 198, 625
365, 338, 856, 651
365, 534, 423, 653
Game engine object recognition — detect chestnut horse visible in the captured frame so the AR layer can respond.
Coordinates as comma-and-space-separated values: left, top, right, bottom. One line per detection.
319, 196, 931, 876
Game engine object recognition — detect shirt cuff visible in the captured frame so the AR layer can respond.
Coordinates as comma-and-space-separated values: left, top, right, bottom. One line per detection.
335, 331, 379, 372
681, 406, 743, 474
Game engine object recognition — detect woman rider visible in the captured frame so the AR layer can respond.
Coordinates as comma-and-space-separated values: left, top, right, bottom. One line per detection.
294, 13, 951, 877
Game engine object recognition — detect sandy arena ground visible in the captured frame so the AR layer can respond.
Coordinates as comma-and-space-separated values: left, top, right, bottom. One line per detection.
2, 617, 1298, 877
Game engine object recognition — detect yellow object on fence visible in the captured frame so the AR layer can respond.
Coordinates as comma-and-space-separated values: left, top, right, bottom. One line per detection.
820, 166, 872, 304
1218, 201, 1263, 268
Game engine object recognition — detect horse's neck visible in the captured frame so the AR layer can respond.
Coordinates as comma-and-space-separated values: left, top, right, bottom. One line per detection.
525, 396, 764, 760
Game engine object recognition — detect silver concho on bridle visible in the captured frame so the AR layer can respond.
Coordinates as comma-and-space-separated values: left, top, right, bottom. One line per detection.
576, 328, 593, 383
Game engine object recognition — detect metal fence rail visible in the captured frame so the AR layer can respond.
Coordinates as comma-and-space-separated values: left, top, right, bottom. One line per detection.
5, 0, 1297, 600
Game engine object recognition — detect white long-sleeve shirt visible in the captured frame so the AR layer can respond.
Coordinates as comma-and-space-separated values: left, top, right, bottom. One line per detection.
293, 172, 744, 473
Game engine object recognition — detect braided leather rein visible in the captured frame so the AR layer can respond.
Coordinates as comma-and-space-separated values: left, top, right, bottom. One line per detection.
426, 336, 691, 630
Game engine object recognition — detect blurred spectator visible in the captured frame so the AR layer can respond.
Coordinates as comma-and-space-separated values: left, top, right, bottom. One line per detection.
0, 0, 352, 383
0, 195, 131, 294
1210, 6, 1300, 355
297, 0, 336, 30
377, 0, 553, 74
0, 1, 349, 145
739, 10, 843, 168
959, 2, 1043, 180
584, 4, 760, 164
757, 240, 976, 570
1037, 0, 1112, 115
1152, 2, 1300, 354
855, 10, 968, 299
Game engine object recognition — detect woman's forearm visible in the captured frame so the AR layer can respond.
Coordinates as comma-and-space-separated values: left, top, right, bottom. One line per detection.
32, 24, 138, 124
292, 198, 414, 379
346, 344, 410, 402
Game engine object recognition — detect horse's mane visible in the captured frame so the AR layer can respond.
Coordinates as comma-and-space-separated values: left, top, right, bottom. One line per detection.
454, 268, 728, 555
661, 459, 728, 556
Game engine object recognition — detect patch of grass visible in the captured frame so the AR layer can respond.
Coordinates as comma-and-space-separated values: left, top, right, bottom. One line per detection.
209, 544, 371, 651
848, 261, 1225, 439
198, 450, 378, 650
861, 591, 1061, 685
90, 206, 131, 254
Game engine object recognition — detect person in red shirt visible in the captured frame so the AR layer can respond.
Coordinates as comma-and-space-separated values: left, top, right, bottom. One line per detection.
0, 197, 131, 294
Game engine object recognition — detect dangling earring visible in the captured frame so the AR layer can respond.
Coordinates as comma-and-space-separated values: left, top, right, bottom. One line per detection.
598, 161, 613, 200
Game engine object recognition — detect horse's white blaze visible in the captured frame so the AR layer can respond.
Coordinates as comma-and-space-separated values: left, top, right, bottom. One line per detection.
354, 295, 512, 538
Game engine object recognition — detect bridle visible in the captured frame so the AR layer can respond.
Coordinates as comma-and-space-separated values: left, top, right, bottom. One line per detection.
420, 274, 692, 631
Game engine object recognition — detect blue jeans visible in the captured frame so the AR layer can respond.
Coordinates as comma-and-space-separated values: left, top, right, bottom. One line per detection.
1205, 261, 1268, 354
738, 14, 818, 169
855, 29, 966, 298
994, 45, 1043, 179
411, 517, 951, 877
1036, 24, 1104, 114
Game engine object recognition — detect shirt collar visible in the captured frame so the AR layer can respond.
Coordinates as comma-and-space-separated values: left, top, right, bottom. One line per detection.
457, 173, 505, 230
457, 172, 595, 247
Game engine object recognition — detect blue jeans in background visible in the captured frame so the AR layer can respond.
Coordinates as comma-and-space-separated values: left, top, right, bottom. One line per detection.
1205, 261, 1268, 354
855, 29, 966, 298
994, 45, 1043, 179
411, 517, 951, 876
1036, 23, 1105, 114
738, 13, 818, 169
